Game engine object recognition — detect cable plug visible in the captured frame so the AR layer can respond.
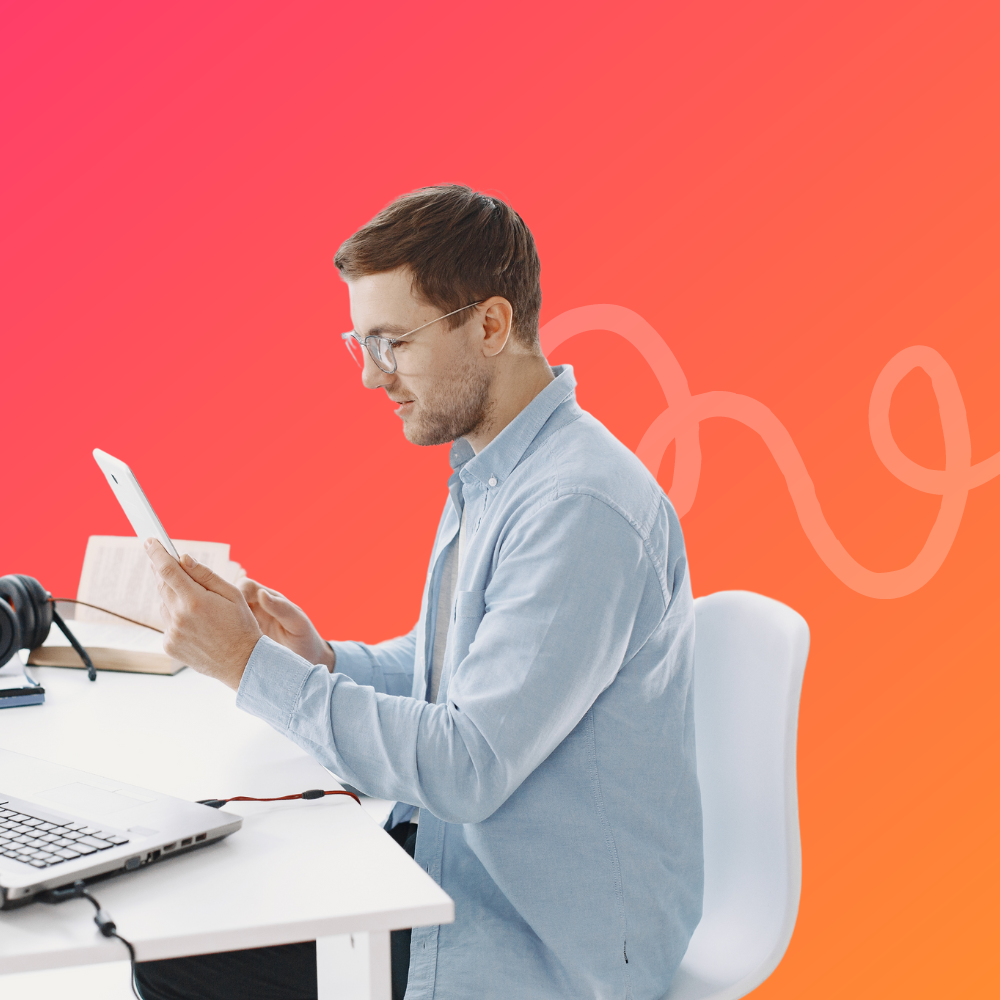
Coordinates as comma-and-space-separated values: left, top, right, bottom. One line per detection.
41, 879, 87, 903
94, 908, 117, 936
196, 799, 227, 809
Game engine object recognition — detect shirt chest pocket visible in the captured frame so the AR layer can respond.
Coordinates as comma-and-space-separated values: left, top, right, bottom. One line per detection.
450, 589, 486, 661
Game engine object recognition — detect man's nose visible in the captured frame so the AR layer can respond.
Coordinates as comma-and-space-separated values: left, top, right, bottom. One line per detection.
360, 349, 393, 391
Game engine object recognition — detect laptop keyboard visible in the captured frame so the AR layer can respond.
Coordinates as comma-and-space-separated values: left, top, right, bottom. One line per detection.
0, 804, 129, 869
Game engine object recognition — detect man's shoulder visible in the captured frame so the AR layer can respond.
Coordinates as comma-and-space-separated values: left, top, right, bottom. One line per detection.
527, 407, 671, 540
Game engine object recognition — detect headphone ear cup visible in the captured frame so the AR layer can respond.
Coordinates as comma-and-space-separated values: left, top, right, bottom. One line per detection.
16, 575, 53, 649
0, 577, 24, 667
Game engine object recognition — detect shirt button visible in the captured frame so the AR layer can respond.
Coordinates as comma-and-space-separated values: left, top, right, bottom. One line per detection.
488, 476, 497, 487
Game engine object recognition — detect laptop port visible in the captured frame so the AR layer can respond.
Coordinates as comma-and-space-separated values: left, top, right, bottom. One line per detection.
147, 850, 161, 862
181, 837, 193, 847
195, 833, 207, 842
163, 842, 176, 851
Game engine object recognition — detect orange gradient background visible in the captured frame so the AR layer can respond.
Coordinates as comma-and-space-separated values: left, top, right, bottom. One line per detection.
2, 2, 998, 995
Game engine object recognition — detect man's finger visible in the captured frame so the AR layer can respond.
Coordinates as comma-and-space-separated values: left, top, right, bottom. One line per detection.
178, 553, 242, 603
146, 539, 199, 597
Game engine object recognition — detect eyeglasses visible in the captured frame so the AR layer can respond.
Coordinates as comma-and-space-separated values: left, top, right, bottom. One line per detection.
341, 301, 482, 375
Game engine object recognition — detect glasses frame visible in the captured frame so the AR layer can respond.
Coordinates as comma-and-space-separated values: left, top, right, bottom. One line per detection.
341, 301, 483, 375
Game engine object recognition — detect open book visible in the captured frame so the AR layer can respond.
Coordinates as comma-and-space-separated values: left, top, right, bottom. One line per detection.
28, 536, 246, 675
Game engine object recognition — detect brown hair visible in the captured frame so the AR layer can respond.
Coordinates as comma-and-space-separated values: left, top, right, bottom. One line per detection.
334, 185, 542, 348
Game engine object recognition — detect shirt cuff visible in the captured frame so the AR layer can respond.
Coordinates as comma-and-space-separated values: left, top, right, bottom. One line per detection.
235, 635, 315, 732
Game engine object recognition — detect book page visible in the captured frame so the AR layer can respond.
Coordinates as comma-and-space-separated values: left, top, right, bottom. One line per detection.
75, 536, 237, 629
38, 619, 166, 655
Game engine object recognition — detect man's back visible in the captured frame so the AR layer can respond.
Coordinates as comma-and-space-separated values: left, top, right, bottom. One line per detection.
407, 367, 703, 998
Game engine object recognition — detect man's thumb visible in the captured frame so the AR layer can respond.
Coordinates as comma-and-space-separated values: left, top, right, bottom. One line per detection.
259, 588, 298, 621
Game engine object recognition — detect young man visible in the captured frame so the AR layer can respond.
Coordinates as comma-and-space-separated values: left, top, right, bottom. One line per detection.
138, 186, 703, 1000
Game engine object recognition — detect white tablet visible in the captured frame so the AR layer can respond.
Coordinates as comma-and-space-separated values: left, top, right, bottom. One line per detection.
92, 449, 180, 560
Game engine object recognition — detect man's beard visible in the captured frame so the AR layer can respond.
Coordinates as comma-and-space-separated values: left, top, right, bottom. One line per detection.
404, 362, 494, 447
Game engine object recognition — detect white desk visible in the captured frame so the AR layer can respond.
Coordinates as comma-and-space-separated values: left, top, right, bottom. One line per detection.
0, 660, 453, 999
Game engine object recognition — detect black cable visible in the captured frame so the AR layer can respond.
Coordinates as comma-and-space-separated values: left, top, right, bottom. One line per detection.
41, 880, 144, 999
51, 608, 97, 682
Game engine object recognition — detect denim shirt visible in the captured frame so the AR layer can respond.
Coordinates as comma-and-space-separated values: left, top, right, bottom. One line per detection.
236, 366, 704, 999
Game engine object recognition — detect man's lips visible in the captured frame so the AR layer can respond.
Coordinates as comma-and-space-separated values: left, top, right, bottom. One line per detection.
392, 399, 415, 416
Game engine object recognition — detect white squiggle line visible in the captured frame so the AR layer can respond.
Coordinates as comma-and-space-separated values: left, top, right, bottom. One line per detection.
541, 305, 1000, 599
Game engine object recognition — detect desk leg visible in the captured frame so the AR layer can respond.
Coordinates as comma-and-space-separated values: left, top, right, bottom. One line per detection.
316, 931, 391, 1000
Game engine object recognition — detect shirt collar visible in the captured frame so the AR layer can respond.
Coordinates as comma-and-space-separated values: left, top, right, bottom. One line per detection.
448, 365, 578, 487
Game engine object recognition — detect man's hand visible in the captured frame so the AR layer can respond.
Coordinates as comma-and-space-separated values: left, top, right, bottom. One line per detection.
146, 539, 262, 690
238, 579, 335, 671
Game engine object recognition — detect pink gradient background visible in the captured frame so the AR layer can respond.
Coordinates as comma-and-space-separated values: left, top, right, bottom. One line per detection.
3, 3, 999, 995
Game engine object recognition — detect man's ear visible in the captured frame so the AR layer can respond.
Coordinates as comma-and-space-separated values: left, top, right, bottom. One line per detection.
479, 297, 514, 358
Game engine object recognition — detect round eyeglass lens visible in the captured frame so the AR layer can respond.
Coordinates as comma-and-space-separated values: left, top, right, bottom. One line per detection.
371, 337, 395, 372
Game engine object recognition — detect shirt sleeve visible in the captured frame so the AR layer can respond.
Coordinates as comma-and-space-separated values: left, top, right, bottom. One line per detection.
235, 492, 669, 823
327, 628, 417, 696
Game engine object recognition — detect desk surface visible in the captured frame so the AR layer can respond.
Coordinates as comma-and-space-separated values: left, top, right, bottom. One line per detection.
0, 661, 452, 974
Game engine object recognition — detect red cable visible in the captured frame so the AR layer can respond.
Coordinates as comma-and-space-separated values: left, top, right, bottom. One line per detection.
221, 790, 361, 806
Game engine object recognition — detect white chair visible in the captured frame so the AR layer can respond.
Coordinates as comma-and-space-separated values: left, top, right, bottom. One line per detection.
664, 591, 810, 1000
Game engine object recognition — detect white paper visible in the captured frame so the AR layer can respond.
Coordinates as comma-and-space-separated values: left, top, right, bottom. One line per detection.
74, 535, 242, 630
0, 649, 36, 690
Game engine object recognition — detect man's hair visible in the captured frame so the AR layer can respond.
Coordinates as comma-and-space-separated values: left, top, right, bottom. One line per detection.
334, 185, 542, 348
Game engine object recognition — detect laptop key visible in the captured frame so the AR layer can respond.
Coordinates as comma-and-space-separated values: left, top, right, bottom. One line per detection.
71, 843, 98, 855
55, 848, 81, 859
77, 836, 113, 850
105, 835, 130, 845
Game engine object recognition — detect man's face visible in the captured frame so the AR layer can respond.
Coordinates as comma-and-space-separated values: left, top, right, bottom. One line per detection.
346, 268, 493, 446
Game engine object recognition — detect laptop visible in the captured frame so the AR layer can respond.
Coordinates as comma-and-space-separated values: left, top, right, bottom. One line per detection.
0, 747, 241, 909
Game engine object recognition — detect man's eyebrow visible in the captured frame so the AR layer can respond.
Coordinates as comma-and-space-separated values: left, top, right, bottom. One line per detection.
363, 321, 410, 338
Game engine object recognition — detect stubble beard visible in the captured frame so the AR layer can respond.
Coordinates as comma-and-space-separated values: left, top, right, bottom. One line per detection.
403, 361, 494, 447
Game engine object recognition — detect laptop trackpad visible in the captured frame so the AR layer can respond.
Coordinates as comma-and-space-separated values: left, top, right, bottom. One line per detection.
36, 782, 152, 820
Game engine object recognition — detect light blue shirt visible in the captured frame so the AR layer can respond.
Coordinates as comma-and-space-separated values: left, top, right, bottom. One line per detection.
237, 366, 703, 999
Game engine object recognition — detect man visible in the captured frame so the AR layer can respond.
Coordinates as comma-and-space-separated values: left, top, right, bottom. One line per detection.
137, 185, 703, 1000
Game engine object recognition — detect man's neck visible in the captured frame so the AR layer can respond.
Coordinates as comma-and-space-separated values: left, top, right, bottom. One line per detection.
464, 356, 555, 454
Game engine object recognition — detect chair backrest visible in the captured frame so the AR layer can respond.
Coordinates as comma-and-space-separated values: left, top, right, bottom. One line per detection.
665, 591, 809, 1000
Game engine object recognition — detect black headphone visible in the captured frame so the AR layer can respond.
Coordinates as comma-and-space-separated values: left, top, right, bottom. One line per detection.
0, 574, 96, 680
